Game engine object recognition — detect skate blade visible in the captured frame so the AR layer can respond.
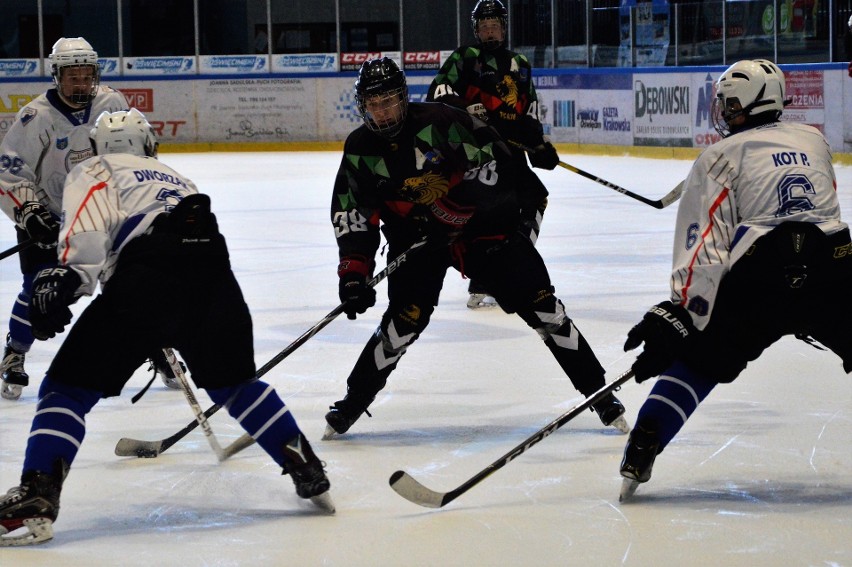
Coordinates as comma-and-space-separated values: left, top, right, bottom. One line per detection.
309, 491, 336, 514
609, 415, 631, 434
619, 478, 640, 502
321, 424, 340, 441
0, 383, 22, 400
466, 296, 499, 309
0, 517, 54, 546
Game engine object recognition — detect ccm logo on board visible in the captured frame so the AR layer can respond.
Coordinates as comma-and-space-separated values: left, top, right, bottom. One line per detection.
404, 52, 440, 63
341, 52, 382, 64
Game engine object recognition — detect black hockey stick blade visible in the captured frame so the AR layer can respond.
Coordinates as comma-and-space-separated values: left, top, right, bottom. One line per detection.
115, 237, 429, 459
114, 402, 222, 457
0, 239, 36, 262
507, 140, 683, 209
389, 369, 635, 508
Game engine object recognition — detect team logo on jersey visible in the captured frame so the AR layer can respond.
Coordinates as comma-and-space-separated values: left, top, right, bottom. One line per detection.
399, 172, 448, 204
20, 108, 37, 126
65, 148, 93, 172
495, 75, 518, 107
56, 137, 68, 150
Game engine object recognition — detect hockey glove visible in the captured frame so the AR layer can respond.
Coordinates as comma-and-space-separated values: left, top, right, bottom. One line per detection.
16, 201, 59, 248
29, 266, 81, 340
624, 301, 696, 383
339, 273, 376, 320
528, 142, 560, 170
338, 256, 376, 320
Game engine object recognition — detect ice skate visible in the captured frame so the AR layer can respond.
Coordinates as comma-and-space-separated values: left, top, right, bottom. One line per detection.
618, 423, 660, 502
1, 335, 28, 401
591, 393, 630, 434
281, 433, 334, 514
148, 350, 185, 390
323, 397, 372, 440
0, 463, 66, 547
466, 293, 499, 309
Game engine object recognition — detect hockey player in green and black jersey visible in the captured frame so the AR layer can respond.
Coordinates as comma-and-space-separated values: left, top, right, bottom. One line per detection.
324, 57, 629, 439
427, 0, 558, 309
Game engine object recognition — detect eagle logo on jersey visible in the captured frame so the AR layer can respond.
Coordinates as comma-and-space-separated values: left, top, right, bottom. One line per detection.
495, 75, 518, 107
399, 172, 449, 204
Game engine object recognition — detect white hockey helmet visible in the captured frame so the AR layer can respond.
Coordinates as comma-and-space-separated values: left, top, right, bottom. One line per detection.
90, 108, 158, 158
50, 37, 100, 107
711, 59, 785, 137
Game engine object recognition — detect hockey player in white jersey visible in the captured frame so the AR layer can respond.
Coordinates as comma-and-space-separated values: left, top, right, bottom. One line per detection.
618, 59, 852, 501
0, 37, 182, 398
0, 109, 333, 546
0, 37, 127, 399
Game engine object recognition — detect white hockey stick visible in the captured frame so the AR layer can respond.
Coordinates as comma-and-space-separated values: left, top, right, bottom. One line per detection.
389, 369, 635, 508
163, 347, 225, 461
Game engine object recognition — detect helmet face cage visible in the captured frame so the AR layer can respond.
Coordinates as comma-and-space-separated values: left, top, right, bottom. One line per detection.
471, 0, 508, 49
354, 58, 409, 139
711, 59, 785, 138
50, 37, 100, 107
90, 108, 159, 158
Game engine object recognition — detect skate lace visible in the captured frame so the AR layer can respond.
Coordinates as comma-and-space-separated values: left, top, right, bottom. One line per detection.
1, 351, 24, 370
1, 485, 27, 506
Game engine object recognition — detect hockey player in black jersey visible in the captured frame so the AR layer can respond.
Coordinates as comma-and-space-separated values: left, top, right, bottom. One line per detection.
0, 109, 332, 546
427, 0, 558, 309
324, 57, 628, 439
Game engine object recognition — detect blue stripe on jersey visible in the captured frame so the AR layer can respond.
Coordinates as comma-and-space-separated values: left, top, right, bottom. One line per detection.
112, 213, 147, 251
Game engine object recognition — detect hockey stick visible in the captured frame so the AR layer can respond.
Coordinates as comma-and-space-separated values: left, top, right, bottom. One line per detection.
388, 368, 635, 508
114, 237, 429, 459
163, 347, 226, 461
0, 238, 36, 261
509, 140, 683, 209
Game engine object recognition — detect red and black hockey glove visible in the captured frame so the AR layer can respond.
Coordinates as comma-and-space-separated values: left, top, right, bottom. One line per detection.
338, 257, 376, 320
29, 266, 81, 340
624, 301, 696, 383
16, 201, 59, 248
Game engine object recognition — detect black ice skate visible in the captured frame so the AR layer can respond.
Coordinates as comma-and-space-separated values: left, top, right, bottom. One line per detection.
0, 462, 67, 547
148, 350, 185, 390
591, 393, 630, 434
281, 433, 334, 514
1, 334, 29, 401
619, 423, 661, 502
323, 396, 373, 439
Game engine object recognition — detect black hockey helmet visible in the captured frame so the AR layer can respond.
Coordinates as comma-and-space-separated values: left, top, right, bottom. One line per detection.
471, 0, 508, 50
354, 57, 409, 139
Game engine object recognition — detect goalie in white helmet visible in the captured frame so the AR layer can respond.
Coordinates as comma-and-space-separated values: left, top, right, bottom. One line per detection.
0, 109, 334, 546
0, 37, 127, 401
617, 59, 852, 501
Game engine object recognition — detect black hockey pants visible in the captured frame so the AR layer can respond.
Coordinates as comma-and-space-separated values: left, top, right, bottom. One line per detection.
343, 235, 606, 405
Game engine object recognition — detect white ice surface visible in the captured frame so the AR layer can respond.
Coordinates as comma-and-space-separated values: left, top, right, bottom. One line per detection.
1, 151, 850, 566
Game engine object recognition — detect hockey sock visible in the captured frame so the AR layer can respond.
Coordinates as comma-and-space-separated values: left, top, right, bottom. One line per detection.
8, 272, 36, 351
635, 361, 717, 452
207, 381, 301, 468
23, 376, 101, 473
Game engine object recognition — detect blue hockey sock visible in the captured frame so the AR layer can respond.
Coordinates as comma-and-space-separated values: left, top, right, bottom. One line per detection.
207, 381, 301, 468
23, 377, 101, 473
8, 272, 36, 351
634, 361, 717, 452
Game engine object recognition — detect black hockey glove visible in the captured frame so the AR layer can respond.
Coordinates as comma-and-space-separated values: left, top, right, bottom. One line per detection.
624, 301, 696, 383
16, 201, 59, 248
528, 142, 560, 170
29, 266, 81, 340
339, 273, 376, 320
